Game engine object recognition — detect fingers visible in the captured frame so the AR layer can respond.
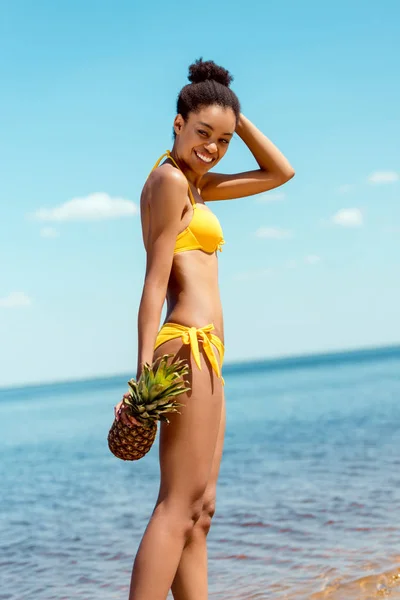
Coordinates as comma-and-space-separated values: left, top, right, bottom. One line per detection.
120, 412, 141, 428
114, 394, 131, 421
120, 406, 141, 427
114, 398, 142, 428
114, 400, 124, 420
119, 408, 131, 426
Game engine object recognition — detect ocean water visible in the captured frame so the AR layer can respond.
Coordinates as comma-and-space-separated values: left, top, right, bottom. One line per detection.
1, 346, 400, 599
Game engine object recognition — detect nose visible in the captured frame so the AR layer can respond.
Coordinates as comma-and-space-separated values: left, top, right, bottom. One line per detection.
204, 142, 217, 154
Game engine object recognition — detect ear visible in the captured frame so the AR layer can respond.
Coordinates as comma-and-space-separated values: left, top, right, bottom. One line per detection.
173, 114, 185, 136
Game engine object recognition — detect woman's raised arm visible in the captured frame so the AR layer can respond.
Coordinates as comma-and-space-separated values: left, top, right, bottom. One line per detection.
201, 113, 295, 201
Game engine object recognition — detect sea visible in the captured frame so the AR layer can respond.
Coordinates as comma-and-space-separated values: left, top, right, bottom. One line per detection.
1, 344, 400, 600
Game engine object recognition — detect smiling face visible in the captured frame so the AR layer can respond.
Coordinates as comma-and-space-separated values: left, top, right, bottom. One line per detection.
173, 104, 237, 174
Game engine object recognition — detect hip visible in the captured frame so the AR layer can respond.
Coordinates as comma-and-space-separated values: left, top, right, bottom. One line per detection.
154, 321, 225, 383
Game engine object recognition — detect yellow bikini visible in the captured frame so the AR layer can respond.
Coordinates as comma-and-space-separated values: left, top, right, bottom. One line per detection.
150, 151, 225, 255
150, 151, 225, 383
154, 323, 225, 382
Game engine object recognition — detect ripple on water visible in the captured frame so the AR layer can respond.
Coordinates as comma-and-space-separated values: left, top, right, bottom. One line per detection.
2, 354, 400, 598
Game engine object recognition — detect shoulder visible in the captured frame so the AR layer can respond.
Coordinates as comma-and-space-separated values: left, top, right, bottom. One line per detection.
148, 163, 188, 198
144, 164, 188, 220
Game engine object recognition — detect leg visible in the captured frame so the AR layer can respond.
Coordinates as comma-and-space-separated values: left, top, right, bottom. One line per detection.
171, 390, 226, 600
128, 340, 224, 600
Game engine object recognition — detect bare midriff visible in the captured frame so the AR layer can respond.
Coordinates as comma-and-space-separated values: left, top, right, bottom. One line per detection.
165, 250, 224, 343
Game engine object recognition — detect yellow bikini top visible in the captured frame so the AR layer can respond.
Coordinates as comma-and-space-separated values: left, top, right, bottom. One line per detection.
150, 151, 225, 255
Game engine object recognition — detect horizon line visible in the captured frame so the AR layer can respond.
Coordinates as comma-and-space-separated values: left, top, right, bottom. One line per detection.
1, 340, 400, 394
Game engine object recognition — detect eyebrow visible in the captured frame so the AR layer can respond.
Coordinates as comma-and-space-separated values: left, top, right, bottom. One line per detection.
197, 121, 234, 137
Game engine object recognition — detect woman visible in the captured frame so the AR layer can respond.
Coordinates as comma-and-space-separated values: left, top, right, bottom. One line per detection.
115, 58, 295, 600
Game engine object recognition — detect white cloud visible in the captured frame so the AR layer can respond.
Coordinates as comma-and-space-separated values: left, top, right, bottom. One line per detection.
337, 184, 355, 194
255, 191, 286, 203
331, 208, 363, 227
0, 292, 32, 308
30, 193, 138, 222
255, 227, 292, 239
305, 254, 321, 265
368, 171, 399, 184
40, 227, 59, 238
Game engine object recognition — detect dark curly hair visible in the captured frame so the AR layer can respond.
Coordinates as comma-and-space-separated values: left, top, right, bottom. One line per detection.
176, 58, 240, 126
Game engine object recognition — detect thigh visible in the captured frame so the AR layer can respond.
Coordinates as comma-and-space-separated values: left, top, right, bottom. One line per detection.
154, 338, 224, 506
206, 388, 226, 494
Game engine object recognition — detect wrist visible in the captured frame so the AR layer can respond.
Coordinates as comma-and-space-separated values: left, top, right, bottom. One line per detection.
235, 113, 246, 135
136, 363, 144, 379
136, 359, 150, 380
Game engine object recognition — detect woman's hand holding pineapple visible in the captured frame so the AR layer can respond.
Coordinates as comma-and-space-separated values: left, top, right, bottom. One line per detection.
114, 394, 141, 428
114, 364, 144, 428
109, 355, 190, 460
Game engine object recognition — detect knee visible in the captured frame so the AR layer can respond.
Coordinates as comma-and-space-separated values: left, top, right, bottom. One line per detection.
189, 497, 205, 527
154, 495, 204, 538
197, 495, 216, 536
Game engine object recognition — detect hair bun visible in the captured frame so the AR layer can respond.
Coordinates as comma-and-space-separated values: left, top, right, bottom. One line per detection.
188, 58, 233, 87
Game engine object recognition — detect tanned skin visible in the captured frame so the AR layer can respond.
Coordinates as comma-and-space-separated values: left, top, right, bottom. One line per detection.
114, 105, 294, 600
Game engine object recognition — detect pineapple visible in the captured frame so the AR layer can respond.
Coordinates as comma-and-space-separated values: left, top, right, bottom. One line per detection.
108, 354, 190, 461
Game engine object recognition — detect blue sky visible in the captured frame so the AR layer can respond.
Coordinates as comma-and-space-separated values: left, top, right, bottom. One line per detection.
1, 0, 399, 387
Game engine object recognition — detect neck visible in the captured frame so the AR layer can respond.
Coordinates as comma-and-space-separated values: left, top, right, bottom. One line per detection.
170, 146, 203, 188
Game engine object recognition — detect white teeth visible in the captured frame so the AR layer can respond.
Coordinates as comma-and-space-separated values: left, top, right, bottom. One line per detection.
195, 151, 213, 163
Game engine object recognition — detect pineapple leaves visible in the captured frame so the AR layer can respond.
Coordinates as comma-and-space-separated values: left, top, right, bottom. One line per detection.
124, 354, 189, 424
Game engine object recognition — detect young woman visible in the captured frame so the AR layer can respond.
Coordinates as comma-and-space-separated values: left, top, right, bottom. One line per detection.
115, 58, 295, 600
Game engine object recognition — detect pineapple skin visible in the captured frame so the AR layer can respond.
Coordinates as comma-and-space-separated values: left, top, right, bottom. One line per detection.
108, 419, 157, 461
107, 354, 190, 461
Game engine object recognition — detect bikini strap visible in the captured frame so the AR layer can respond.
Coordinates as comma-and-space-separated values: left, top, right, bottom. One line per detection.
150, 150, 196, 207
150, 152, 169, 171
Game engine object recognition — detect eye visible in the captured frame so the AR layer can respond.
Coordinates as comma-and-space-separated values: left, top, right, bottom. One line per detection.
220, 139, 230, 145
198, 130, 208, 137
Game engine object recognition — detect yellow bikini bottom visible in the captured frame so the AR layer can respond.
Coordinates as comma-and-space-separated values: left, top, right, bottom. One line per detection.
154, 322, 225, 384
